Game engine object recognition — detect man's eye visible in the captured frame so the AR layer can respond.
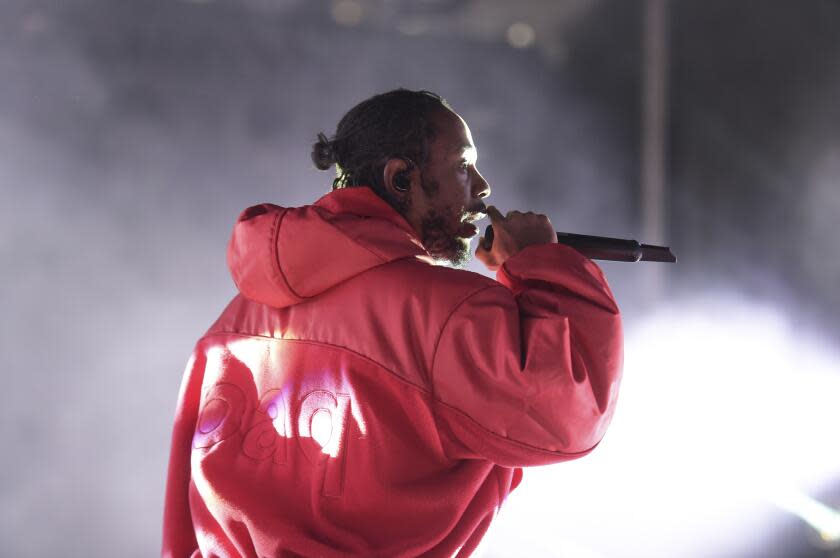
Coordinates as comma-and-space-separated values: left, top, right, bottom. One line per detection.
459, 161, 470, 170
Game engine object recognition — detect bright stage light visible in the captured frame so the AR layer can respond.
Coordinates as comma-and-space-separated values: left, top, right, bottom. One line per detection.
769, 485, 840, 545
331, 0, 363, 27
479, 293, 840, 558
506, 23, 536, 49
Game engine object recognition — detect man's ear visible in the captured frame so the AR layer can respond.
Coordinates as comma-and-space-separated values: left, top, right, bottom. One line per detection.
383, 158, 418, 197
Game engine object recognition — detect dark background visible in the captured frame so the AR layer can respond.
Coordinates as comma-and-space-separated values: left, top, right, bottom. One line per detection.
2, 1, 839, 556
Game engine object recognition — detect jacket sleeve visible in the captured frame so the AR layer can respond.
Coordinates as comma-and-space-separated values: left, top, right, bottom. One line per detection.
431, 243, 623, 467
161, 349, 206, 558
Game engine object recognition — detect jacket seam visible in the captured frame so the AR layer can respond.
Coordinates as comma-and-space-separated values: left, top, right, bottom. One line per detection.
203, 324, 593, 458
432, 396, 600, 458
427, 283, 601, 458
271, 209, 305, 301
201, 331, 435, 397
429, 284, 504, 380
428, 283, 505, 455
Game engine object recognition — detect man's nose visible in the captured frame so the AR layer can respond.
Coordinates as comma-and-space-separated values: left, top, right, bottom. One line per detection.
472, 168, 491, 199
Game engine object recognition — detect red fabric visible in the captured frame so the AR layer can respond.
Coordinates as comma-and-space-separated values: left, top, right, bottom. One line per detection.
163, 186, 623, 557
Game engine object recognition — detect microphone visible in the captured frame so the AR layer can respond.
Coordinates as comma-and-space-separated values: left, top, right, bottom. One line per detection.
482, 225, 677, 263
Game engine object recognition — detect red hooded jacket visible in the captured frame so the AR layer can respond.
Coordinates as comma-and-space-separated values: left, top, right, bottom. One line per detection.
162, 186, 623, 557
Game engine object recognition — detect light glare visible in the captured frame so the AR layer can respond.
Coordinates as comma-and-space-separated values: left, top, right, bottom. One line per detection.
481, 293, 840, 558
769, 485, 840, 545
331, 0, 363, 27
506, 23, 536, 49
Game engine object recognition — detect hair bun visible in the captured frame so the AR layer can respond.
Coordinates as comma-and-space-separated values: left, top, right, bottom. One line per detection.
311, 132, 336, 170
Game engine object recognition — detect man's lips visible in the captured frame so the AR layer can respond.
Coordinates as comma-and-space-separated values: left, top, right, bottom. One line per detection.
456, 208, 486, 238
456, 221, 479, 238
464, 207, 487, 222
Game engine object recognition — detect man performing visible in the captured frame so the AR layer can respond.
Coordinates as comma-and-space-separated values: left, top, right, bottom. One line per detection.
163, 89, 624, 557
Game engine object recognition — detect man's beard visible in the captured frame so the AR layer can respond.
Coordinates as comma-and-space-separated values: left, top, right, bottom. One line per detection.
406, 173, 475, 268
419, 209, 472, 268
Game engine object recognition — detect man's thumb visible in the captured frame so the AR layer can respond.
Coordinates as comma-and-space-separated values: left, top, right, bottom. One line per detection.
485, 205, 504, 223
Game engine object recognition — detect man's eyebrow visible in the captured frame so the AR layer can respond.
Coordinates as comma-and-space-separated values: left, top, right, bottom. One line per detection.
450, 144, 477, 157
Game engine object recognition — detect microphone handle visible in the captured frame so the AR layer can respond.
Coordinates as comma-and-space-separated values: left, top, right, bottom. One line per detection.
482, 225, 677, 263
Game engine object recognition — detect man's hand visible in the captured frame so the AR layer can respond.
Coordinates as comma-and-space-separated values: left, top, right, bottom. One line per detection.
475, 206, 557, 272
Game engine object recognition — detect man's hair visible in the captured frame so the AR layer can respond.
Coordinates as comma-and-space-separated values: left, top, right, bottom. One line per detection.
311, 89, 451, 207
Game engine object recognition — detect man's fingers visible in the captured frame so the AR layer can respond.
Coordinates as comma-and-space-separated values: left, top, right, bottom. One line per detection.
474, 239, 489, 262
476, 206, 556, 269
474, 241, 499, 271
474, 236, 491, 259
485, 205, 504, 224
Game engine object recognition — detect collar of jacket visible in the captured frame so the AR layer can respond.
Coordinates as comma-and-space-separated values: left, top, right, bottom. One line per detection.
312, 185, 430, 262
314, 186, 418, 237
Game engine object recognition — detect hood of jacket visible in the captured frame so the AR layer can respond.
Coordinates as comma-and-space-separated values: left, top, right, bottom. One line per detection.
227, 186, 430, 309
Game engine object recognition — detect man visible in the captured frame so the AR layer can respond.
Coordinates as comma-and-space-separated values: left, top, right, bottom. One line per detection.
163, 89, 623, 557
